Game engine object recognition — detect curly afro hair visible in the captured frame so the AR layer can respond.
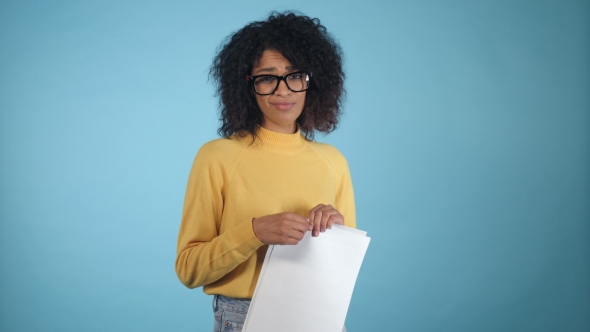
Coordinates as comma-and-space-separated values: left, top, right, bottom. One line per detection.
210, 11, 345, 140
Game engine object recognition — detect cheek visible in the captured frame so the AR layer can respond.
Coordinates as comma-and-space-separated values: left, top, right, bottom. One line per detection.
254, 95, 266, 110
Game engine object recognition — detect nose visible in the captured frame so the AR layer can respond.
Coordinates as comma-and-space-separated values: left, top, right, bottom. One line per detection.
273, 79, 292, 96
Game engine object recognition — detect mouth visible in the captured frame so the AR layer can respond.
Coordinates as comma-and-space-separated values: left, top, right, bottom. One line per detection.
271, 102, 296, 111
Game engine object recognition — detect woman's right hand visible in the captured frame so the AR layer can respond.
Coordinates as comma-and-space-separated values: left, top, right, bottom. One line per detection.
252, 212, 311, 245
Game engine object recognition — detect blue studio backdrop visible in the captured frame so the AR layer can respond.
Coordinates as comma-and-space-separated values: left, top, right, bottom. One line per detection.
0, 0, 588, 331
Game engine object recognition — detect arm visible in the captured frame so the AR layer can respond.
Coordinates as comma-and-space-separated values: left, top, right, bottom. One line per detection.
175, 146, 264, 289
308, 150, 356, 235
335, 157, 356, 228
175, 144, 312, 288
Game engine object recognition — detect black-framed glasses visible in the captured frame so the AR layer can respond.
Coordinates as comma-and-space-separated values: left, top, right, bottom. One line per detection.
245, 71, 311, 95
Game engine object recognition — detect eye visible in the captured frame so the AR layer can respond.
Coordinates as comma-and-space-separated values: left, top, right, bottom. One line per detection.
255, 76, 277, 84
288, 73, 303, 80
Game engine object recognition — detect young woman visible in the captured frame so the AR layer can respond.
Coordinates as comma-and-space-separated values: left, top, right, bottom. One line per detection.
176, 11, 355, 331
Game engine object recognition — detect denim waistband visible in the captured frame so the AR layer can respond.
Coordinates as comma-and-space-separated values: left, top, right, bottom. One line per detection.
213, 295, 251, 314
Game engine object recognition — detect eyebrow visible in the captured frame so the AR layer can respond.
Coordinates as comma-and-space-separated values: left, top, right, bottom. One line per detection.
254, 65, 298, 74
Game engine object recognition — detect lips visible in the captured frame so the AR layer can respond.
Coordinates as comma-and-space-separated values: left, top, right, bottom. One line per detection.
271, 102, 296, 111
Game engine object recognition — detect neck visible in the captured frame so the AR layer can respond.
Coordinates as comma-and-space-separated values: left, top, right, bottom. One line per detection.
261, 122, 297, 134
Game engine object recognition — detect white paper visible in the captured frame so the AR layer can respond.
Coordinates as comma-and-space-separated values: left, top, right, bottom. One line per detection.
243, 225, 370, 332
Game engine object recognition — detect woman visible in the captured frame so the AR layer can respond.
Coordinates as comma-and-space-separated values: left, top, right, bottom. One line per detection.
175, 11, 355, 331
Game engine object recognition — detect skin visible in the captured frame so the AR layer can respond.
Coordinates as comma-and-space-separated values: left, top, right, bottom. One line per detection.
251, 50, 345, 245
252, 49, 306, 134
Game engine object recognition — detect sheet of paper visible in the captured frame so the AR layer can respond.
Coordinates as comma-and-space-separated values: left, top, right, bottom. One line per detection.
243, 225, 370, 332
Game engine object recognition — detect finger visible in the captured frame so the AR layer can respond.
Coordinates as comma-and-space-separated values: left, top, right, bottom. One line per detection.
322, 206, 343, 229
308, 204, 326, 237
320, 208, 336, 233
326, 213, 344, 229
284, 212, 308, 224
283, 213, 310, 233
285, 227, 306, 241
273, 225, 304, 245
312, 209, 323, 237
296, 214, 312, 231
288, 218, 311, 233
307, 204, 325, 227
282, 236, 300, 245
315, 204, 335, 233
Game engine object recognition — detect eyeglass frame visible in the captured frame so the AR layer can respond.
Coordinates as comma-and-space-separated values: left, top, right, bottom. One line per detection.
245, 71, 311, 96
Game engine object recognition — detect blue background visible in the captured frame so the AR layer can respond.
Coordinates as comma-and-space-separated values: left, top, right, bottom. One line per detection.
1, 0, 589, 331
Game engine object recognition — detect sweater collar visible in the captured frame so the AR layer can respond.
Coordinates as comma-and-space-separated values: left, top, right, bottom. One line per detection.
254, 126, 308, 152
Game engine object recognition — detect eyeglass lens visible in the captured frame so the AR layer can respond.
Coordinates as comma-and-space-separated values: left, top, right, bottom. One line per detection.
253, 73, 309, 95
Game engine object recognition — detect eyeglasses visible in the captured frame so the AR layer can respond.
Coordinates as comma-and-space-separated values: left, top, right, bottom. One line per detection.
245, 71, 310, 96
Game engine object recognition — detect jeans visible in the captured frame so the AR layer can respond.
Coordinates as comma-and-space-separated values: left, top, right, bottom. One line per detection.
212, 295, 347, 332
212, 295, 250, 332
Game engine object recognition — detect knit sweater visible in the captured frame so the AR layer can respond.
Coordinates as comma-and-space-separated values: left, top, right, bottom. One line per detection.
175, 127, 356, 298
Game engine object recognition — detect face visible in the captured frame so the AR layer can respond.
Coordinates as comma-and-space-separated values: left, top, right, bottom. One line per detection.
251, 49, 306, 134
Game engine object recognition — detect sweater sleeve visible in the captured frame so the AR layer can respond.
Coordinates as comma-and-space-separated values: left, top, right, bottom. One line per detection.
175, 142, 264, 289
335, 155, 357, 229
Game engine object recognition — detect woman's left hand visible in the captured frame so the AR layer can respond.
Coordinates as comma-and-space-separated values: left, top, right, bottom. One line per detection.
307, 204, 344, 237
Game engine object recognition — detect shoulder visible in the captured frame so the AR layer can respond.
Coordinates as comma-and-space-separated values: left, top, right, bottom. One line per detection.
308, 141, 348, 161
193, 136, 248, 168
307, 141, 350, 170
197, 136, 244, 155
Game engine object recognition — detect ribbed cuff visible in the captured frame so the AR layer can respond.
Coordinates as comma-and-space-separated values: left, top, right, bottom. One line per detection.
227, 217, 265, 256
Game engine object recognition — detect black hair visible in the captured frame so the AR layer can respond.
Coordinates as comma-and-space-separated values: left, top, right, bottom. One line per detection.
210, 11, 345, 140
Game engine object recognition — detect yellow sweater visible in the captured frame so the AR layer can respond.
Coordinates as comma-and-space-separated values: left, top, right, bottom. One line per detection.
175, 127, 356, 298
